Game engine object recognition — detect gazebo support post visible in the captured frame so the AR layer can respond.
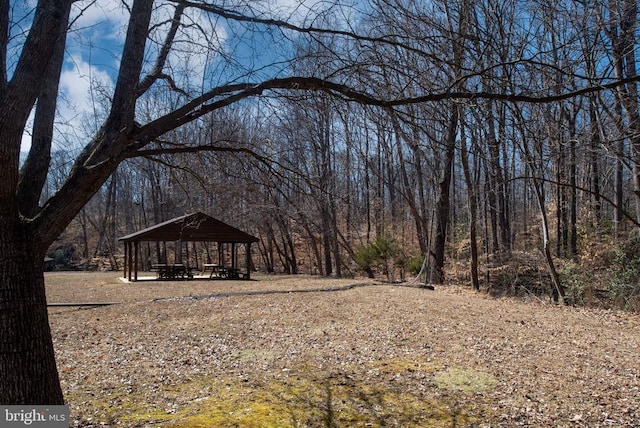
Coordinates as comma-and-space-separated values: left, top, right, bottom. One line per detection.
231, 243, 237, 270
123, 242, 128, 280
245, 243, 251, 280
129, 242, 134, 281
134, 241, 139, 281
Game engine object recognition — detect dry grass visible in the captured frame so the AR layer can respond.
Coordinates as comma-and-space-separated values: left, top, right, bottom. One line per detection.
46, 272, 640, 427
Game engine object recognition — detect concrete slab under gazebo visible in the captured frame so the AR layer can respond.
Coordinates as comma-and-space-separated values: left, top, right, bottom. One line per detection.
118, 212, 259, 282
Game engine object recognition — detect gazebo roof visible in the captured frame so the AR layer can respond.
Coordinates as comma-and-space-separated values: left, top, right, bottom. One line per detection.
118, 212, 259, 243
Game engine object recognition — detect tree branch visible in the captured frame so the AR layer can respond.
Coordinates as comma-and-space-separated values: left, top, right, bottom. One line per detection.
0, 0, 9, 94
508, 175, 640, 228
0, 0, 72, 215
137, 2, 186, 97
177, 0, 438, 59
132, 143, 264, 158
16, 2, 71, 218
134, 74, 640, 143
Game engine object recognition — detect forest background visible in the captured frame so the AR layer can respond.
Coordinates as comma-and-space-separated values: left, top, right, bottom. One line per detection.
31, 0, 640, 314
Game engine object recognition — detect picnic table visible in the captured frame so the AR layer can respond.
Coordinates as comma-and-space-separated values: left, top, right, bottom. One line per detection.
203, 264, 241, 279
152, 264, 194, 280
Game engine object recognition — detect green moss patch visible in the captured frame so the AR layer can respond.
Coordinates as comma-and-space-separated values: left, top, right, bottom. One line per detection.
71, 359, 498, 427
434, 368, 497, 393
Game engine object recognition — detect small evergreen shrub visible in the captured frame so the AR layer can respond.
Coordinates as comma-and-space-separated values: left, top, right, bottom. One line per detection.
406, 256, 425, 276
354, 237, 399, 280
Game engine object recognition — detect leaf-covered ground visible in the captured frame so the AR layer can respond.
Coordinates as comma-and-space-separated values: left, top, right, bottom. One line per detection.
46, 272, 640, 427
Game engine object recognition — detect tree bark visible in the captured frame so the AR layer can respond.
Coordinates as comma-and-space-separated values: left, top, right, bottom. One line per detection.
0, 0, 72, 405
0, 221, 64, 404
515, 105, 566, 302
1, 0, 154, 404
486, 101, 510, 256
589, 98, 603, 226
16, 2, 69, 217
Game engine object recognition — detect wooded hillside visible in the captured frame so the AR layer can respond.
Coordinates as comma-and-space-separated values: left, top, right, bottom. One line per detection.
44, 0, 640, 312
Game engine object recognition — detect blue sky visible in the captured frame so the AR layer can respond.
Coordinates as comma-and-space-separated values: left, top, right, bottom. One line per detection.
18, 0, 340, 152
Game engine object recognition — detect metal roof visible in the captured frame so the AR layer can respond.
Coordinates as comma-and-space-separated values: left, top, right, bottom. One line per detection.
118, 212, 259, 243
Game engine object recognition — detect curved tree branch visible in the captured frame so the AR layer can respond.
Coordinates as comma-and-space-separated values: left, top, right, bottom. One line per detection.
134, 73, 640, 144
137, 2, 186, 97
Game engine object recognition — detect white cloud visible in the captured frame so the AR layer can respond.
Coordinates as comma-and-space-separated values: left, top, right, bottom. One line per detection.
71, 0, 130, 32
21, 56, 114, 153
21, 0, 330, 154
148, 4, 228, 92
60, 56, 111, 109
58, 55, 114, 139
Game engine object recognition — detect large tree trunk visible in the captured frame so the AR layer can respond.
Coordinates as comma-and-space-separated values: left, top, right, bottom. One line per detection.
0, 0, 153, 405
431, 1, 467, 284
0, 220, 63, 404
0, 0, 72, 405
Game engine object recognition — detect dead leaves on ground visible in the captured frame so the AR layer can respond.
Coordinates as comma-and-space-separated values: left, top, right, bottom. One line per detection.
47, 273, 640, 427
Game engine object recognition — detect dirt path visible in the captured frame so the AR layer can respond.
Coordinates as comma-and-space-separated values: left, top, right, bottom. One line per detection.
46, 272, 640, 427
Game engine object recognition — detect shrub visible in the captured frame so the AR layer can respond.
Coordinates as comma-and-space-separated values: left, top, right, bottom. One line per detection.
354, 237, 399, 280
607, 236, 640, 311
51, 244, 77, 270
406, 256, 425, 276
560, 261, 591, 307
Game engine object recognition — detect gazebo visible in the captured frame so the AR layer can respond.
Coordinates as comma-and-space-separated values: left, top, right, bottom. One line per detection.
118, 212, 259, 281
